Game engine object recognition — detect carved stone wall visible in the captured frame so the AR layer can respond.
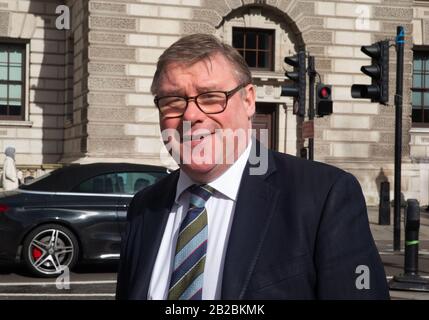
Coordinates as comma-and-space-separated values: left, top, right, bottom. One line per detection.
0, 0, 66, 167
0, 0, 424, 204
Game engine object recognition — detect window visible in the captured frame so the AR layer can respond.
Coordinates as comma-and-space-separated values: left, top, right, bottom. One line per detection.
412, 51, 429, 125
0, 43, 25, 120
116, 172, 166, 194
74, 173, 118, 194
72, 172, 167, 194
232, 28, 274, 70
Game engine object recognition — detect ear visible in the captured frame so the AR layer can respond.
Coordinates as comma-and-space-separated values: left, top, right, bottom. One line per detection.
242, 84, 256, 118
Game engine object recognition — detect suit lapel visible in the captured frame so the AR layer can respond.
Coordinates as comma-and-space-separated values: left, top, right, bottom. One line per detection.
221, 144, 280, 299
132, 142, 278, 299
131, 171, 179, 299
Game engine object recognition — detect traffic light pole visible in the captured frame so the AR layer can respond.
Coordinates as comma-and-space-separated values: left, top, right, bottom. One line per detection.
393, 26, 405, 251
308, 56, 315, 161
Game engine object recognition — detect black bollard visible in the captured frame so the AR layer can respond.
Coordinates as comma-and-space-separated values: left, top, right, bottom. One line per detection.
389, 199, 429, 291
404, 199, 419, 276
378, 181, 390, 225
300, 147, 307, 160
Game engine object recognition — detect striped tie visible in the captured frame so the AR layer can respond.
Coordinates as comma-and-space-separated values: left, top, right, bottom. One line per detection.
168, 184, 214, 300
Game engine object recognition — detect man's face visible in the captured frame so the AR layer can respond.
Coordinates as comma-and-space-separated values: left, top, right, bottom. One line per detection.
157, 53, 256, 183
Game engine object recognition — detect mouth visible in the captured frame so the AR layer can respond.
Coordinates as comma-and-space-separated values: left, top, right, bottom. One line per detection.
182, 132, 213, 142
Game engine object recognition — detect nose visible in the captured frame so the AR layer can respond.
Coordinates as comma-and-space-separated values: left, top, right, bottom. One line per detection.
182, 98, 206, 123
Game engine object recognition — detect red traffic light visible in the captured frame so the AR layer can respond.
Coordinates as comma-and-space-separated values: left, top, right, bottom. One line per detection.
318, 86, 331, 98
316, 84, 333, 117
320, 87, 329, 98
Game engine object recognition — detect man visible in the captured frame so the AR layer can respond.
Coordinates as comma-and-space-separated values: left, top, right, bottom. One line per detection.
116, 34, 389, 300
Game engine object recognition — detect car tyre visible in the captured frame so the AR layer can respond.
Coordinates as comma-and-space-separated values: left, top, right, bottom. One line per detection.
22, 224, 79, 278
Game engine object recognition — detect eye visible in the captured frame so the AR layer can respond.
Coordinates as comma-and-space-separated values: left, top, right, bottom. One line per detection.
198, 92, 225, 104
159, 97, 185, 108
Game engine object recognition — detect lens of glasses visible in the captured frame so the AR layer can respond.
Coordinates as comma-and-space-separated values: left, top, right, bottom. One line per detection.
157, 97, 188, 118
197, 92, 226, 113
158, 92, 227, 118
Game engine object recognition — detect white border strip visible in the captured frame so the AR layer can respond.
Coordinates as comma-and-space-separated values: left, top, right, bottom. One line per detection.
0, 293, 115, 297
379, 250, 429, 255
386, 275, 429, 280
18, 189, 133, 198
0, 280, 117, 286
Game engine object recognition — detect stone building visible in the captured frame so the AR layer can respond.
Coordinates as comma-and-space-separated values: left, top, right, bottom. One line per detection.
0, 0, 428, 205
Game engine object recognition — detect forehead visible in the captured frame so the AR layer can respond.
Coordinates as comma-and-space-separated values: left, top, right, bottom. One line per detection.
159, 54, 237, 86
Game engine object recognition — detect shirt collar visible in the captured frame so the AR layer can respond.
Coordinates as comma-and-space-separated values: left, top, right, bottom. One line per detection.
175, 140, 252, 203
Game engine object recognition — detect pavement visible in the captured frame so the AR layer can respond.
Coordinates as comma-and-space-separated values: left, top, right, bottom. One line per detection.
367, 206, 429, 300
1, 205, 428, 300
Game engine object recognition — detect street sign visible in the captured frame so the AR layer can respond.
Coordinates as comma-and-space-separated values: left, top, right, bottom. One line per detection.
302, 120, 314, 139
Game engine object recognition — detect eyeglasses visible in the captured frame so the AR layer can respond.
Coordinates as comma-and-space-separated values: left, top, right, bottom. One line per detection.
154, 83, 248, 119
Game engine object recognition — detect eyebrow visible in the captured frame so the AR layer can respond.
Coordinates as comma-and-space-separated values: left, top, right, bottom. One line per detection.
157, 89, 184, 96
158, 86, 223, 97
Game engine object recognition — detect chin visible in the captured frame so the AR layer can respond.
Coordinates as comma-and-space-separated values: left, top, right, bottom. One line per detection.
180, 162, 220, 182
183, 161, 216, 173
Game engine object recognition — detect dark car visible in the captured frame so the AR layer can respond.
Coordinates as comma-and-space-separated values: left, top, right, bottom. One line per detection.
0, 162, 169, 277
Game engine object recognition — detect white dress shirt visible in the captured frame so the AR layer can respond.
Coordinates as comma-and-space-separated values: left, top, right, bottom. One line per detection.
148, 141, 252, 300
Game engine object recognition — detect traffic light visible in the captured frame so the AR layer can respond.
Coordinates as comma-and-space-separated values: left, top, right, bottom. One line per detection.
281, 51, 306, 117
351, 40, 389, 104
316, 83, 332, 117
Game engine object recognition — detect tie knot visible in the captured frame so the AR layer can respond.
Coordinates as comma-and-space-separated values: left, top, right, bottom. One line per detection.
189, 184, 214, 208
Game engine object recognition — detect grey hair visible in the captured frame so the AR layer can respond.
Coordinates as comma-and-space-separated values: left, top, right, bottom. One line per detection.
5, 147, 15, 160
150, 33, 252, 95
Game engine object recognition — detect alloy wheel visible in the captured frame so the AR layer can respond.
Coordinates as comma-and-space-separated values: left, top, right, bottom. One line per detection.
27, 228, 75, 275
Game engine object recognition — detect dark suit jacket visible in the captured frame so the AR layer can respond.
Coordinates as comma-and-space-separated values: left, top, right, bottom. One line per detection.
116, 145, 389, 300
